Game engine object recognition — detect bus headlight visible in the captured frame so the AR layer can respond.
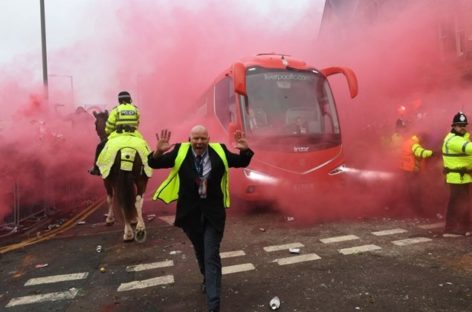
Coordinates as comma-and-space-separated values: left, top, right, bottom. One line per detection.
328, 164, 347, 176
243, 169, 279, 185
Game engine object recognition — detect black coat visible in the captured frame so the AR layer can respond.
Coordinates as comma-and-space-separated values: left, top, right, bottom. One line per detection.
148, 143, 254, 232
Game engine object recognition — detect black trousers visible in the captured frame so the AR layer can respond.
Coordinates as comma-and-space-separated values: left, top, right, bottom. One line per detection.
446, 183, 471, 234
183, 218, 223, 312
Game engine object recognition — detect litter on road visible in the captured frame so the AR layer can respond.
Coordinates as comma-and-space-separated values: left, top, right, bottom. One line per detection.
269, 296, 280, 310
289, 248, 301, 254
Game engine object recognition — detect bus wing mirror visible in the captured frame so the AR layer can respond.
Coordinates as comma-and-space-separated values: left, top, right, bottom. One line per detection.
321, 66, 358, 98
233, 62, 247, 95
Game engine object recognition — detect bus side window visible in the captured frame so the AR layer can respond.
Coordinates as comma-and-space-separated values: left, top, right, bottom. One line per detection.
195, 89, 211, 117
215, 76, 234, 129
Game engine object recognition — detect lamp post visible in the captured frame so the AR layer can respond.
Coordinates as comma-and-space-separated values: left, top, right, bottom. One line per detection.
40, 0, 49, 100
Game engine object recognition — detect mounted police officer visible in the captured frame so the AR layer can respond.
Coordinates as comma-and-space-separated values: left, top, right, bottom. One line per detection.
441, 112, 472, 235
89, 91, 141, 175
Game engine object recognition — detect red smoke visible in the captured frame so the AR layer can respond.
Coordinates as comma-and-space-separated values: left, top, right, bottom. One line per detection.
1, 1, 471, 225
0, 1, 322, 224
311, 0, 472, 222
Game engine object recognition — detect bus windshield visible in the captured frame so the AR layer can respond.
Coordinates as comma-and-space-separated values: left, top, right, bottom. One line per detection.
241, 67, 341, 146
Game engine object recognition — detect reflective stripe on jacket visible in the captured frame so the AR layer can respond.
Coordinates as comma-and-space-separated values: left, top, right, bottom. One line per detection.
400, 135, 432, 172
152, 143, 231, 207
105, 103, 140, 135
442, 132, 472, 184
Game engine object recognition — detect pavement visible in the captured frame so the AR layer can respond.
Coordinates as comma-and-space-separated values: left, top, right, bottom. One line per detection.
0, 199, 471, 312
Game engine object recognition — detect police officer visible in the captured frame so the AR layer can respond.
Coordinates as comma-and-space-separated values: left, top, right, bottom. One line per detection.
400, 133, 433, 173
442, 112, 472, 235
399, 131, 433, 215
89, 91, 141, 175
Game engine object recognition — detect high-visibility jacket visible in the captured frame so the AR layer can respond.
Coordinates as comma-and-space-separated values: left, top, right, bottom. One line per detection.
442, 132, 472, 184
153, 143, 231, 207
400, 135, 433, 172
105, 103, 140, 135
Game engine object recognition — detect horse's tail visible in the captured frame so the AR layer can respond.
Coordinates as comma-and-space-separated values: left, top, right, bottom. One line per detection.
116, 152, 138, 222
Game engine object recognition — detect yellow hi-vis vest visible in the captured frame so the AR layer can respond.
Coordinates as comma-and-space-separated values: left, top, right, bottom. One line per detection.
105, 103, 140, 135
152, 143, 231, 207
442, 132, 472, 184
400, 135, 432, 172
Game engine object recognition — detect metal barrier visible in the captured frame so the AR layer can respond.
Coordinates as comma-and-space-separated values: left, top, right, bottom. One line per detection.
0, 178, 55, 238
0, 181, 20, 237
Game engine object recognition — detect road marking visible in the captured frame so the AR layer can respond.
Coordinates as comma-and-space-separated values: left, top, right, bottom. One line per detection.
24, 273, 89, 286
371, 228, 407, 236
126, 260, 174, 272
274, 253, 321, 266
6, 288, 79, 307
391, 237, 432, 246
320, 234, 359, 244
263, 243, 304, 252
158, 215, 175, 225
220, 250, 246, 259
418, 222, 444, 230
338, 244, 381, 255
442, 233, 464, 238
117, 275, 174, 292
222, 263, 255, 275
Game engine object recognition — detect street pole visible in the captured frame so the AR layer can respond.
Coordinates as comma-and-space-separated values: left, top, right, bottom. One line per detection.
40, 0, 49, 100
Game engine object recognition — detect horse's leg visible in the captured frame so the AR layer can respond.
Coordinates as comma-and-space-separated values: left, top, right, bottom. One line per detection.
134, 194, 146, 243
105, 195, 115, 225
123, 220, 134, 242
134, 177, 148, 243
129, 186, 137, 225
104, 180, 115, 226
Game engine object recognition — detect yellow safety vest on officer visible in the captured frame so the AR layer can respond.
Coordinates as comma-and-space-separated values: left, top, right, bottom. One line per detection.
400, 135, 433, 172
442, 112, 472, 184
153, 142, 231, 207
105, 91, 142, 138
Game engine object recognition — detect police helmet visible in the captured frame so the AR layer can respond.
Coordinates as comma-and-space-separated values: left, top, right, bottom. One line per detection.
451, 112, 468, 126
118, 91, 132, 103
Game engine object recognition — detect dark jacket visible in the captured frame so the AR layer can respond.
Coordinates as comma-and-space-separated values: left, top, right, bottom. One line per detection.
148, 143, 254, 232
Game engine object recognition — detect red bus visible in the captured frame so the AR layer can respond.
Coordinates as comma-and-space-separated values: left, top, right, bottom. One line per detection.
193, 53, 358, 203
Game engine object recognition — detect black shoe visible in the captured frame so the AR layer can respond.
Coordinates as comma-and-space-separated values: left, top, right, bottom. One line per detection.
88, 167, 101, 176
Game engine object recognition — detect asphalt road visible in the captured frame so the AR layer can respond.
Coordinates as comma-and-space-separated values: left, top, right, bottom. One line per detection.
0, 200, 471, 312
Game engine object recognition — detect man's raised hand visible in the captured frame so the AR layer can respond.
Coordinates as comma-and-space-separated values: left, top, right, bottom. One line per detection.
154, 129, 173, 157
233, 130, 249, 150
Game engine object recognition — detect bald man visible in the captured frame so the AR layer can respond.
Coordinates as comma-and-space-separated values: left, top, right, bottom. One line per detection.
148, 125, 254, 312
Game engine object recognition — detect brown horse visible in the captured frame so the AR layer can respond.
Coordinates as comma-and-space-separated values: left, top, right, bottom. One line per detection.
93, 111, 148, 242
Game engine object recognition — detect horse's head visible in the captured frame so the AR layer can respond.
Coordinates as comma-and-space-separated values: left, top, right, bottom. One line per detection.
93, 110, 109, 140
93, 110, 109, 121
